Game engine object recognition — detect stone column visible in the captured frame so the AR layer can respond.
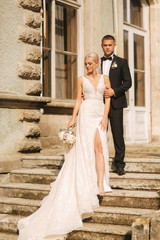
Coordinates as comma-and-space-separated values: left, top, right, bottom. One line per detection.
132, 217, 150, 240
150, 212, 160, 240
150, 3, 160, 142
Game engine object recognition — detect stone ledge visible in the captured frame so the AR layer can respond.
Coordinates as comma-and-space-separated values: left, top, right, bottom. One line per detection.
0, 93, 51, 109
44, 99, 75, 115
0, 155, 22, 173
47, 99, 75, 108
19, 0, 41, 12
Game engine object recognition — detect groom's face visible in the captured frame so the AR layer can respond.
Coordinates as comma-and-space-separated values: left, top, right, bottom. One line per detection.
101, 39, 116, 57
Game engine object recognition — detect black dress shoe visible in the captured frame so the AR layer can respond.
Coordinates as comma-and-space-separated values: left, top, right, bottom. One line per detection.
116, 168, 125, 176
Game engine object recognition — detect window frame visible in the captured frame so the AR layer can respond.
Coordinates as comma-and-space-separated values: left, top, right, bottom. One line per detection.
123, 0, 148, 30
41, 0, 84, 99
123, 2, 151, 143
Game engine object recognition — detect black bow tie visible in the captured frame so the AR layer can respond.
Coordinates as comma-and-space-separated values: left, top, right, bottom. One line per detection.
102, 56, 112, 61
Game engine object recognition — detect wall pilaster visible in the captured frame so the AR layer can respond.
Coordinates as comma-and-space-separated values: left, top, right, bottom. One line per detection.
150, 3, 160, 141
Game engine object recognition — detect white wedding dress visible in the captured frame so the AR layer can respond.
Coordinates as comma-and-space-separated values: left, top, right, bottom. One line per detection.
18, 75, 112, 240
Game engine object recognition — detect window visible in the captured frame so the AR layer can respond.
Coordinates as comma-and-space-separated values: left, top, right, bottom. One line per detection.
134, 34, 145, 106
123, 29, 129, 104
130, 0, 143, 27
123, 0, 143, 28
123, 0, 146, 107
42, 0, 81, 99
42, 0, 52, 97
123, 1, 150, 143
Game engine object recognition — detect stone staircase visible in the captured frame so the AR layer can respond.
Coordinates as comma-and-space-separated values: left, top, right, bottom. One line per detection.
0, 154, 160, 240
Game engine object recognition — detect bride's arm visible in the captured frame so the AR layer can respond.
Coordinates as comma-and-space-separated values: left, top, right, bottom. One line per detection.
67, 76, 83, 129
99, 75, 111, 131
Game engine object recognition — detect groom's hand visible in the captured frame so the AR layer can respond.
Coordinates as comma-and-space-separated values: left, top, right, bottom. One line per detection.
81, 92, 85, 100
104, 87, 115, 98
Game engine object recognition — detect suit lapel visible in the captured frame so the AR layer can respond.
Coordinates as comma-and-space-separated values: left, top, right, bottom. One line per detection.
109, 54, 117, 77
100, 57, 103, 74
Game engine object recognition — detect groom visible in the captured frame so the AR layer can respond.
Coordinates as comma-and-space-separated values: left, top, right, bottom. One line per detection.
101, 35, 132, 175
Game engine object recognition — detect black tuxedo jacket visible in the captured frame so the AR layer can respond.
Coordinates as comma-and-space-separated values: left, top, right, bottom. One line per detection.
101, 55, 132, 109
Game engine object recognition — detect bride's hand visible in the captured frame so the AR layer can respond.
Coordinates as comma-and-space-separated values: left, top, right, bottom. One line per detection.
67, 119, 75, 129
99, 117, 107, 131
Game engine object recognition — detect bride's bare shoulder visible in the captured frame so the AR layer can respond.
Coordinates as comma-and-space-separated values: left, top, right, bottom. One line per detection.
77, 76, 83, 85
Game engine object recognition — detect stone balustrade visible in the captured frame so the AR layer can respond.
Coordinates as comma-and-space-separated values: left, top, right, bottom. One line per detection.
132, 210, 160, 240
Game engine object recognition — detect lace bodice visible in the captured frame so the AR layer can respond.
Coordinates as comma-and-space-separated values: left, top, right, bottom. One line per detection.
82, 75, 105, 102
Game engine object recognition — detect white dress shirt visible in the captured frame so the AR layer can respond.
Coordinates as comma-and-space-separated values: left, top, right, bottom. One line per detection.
102, 54, 114, 76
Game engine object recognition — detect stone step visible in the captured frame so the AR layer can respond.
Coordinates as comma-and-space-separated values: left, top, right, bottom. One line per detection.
68, 222, 132, 240
0, 183, 159, 209
88, 206, 154, 226
0, 233, 17, 240
110, 172, 160, 190
101, 189, 159, 210
11, 168, 160, 190
0, 197, 40, 216
0, 214, 131, 240
0, 214, 21, 234
11, 168, 58, 184
0, 183, 49, 200
0, 197, 155, 226
124, 158, 160, 173
22, 155, 64, 169
22, 156, 160, 173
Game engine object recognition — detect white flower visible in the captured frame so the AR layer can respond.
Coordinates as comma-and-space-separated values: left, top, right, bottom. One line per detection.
112, 61, 118, 69
58, 128, 76, 145
58, 131, 64, 141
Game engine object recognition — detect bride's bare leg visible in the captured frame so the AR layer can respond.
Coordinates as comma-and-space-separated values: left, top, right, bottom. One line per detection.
94, 129, 105, 196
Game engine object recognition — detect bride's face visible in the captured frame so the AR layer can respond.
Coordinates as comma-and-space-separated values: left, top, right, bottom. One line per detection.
85, 57, 98, 73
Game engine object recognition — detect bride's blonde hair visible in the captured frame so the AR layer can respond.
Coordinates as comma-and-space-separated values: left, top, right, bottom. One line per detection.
85, 52, 99, 64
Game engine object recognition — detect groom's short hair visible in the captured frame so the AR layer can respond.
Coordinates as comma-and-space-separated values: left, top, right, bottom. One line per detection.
102, 35, 116, 43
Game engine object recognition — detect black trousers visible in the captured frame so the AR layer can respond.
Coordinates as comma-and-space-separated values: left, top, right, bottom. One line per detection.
108, 105, 125, 169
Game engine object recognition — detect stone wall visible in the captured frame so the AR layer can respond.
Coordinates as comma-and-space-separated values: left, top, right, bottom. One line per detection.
0, 0, 24, 94
84, 0, 123, 59
17, 0, 42, 96
40, 101, 75, 148
0, 0, 52, 172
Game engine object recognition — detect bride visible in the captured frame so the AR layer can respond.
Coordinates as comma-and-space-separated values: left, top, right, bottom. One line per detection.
18, 52, 112, 240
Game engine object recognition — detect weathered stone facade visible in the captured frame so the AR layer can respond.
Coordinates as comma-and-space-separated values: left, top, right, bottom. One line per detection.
15, 0, 45, 154
0, 0, 51, 172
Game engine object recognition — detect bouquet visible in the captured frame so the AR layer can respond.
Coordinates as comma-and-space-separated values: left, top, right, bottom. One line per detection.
58, 128, 76, 145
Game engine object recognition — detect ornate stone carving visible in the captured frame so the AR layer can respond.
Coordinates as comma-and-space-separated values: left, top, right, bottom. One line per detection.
19, 0, 41, 12
25, 10, 42, 28
26, 45, 41, 63
17, 109, 41, 122
16, 139, 42, 152
25, 80, 42, 96
18, 26, 41, 46
24, 122, 41, 137
17, 61, 41, 80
